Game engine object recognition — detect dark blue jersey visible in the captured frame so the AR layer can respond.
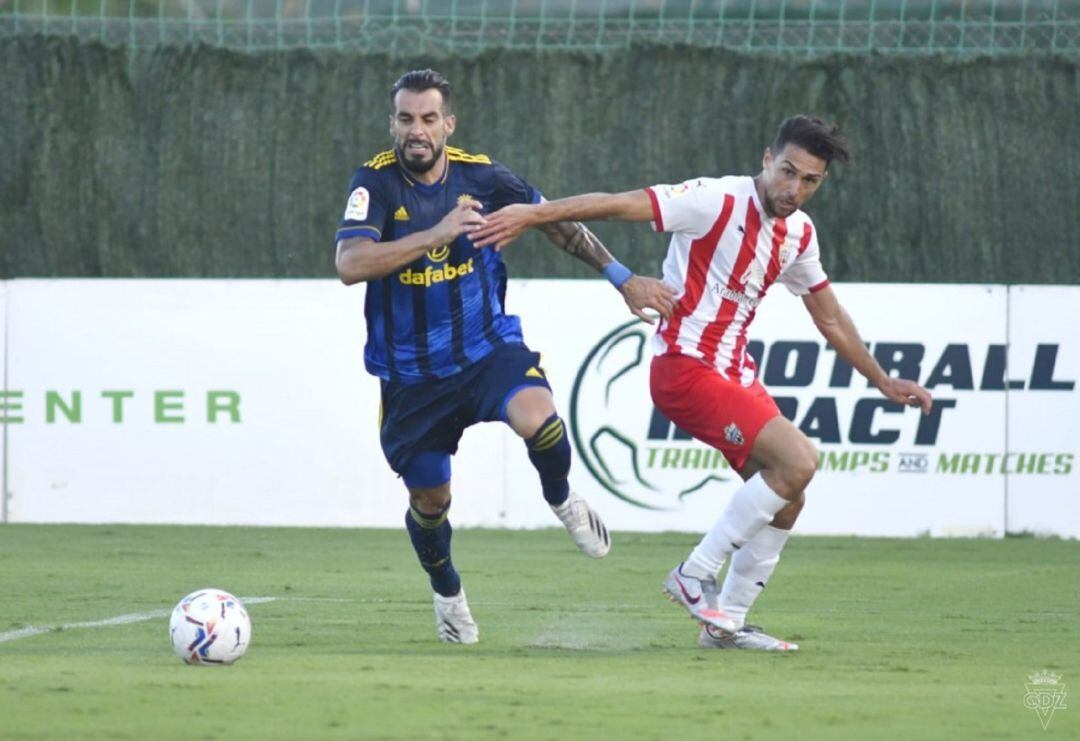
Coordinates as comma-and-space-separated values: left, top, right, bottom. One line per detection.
336, 147, 542, 384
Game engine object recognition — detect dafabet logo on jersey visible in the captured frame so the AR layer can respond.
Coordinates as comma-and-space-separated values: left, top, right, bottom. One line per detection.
399, 257, 475, 287
399, 243, 474, 287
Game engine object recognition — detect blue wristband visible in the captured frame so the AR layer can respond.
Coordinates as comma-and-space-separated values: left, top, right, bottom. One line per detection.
603, 261, 634, 289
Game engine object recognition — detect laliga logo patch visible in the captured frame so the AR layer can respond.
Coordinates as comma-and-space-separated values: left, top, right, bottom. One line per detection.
344, 187, 370, 221
662, 179, 704, 200
569, 321, 732, 511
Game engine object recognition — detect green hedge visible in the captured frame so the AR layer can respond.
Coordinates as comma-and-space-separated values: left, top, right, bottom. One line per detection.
2, 36, 1078, 282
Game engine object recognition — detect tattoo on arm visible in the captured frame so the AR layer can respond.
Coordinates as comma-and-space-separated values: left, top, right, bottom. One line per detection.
537, 220, 614, 272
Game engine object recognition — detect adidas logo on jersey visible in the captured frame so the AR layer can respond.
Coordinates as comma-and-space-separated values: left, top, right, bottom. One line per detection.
394, 206, 409, 221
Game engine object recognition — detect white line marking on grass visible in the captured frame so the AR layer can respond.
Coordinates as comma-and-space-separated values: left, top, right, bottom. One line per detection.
0, 596, 280, 644
0, 626, 49, 642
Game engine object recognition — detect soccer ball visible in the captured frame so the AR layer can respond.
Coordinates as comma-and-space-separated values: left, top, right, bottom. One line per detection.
168, 589, 251, 665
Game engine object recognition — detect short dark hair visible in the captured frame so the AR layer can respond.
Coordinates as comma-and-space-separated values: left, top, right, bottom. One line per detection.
771, 116, 851, 167
389, 69, 453, 113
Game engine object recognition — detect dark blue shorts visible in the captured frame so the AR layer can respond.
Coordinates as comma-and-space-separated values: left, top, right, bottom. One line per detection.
379, 342, 552, 477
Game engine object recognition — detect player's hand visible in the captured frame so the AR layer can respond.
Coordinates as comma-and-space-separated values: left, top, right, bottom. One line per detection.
470, 204, 537, 251
878, 377, 933, 415
431, 199, 486, 246
619, 276, 678, 324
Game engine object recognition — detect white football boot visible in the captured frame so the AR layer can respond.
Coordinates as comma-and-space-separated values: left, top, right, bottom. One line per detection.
698, 624, 799, 652
662, 564, 737, 632
433, 588, 479, 644
551, 491, 611, 558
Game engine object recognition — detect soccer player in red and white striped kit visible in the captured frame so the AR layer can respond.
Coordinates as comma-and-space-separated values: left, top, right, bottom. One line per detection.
472, 115, 933, 651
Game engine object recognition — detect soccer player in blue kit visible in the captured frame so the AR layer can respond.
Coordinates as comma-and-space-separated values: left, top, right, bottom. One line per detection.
334, 70, 677, 643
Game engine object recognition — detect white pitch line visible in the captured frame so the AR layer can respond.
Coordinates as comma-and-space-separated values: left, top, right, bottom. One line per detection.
0, 596, 280, 644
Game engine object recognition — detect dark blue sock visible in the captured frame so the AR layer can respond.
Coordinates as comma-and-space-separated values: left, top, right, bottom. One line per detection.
526, 414, 571, 506
405, 502, 460, 597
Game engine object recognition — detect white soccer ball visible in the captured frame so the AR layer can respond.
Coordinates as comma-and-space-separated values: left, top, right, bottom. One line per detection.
168, 589, 251, 665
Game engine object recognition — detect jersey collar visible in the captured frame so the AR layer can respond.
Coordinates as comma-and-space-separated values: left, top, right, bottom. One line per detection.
397, 152, 451, 190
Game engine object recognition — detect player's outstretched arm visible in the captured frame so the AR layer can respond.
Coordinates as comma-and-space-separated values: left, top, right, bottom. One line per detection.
532, 218, 676, 323
336, 200, 485, 284
803, 285, 933, 414
470, 190, 653, 251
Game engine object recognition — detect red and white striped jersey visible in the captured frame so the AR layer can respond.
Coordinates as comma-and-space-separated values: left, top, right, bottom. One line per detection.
645, 176, 830, 387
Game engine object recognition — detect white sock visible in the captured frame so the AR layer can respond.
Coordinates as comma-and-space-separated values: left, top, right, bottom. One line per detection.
719, 525, 791, 629
681, 472, 787, 580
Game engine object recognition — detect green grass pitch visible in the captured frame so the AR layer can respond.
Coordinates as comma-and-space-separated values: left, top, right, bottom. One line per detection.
1, 524, 1077, 739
